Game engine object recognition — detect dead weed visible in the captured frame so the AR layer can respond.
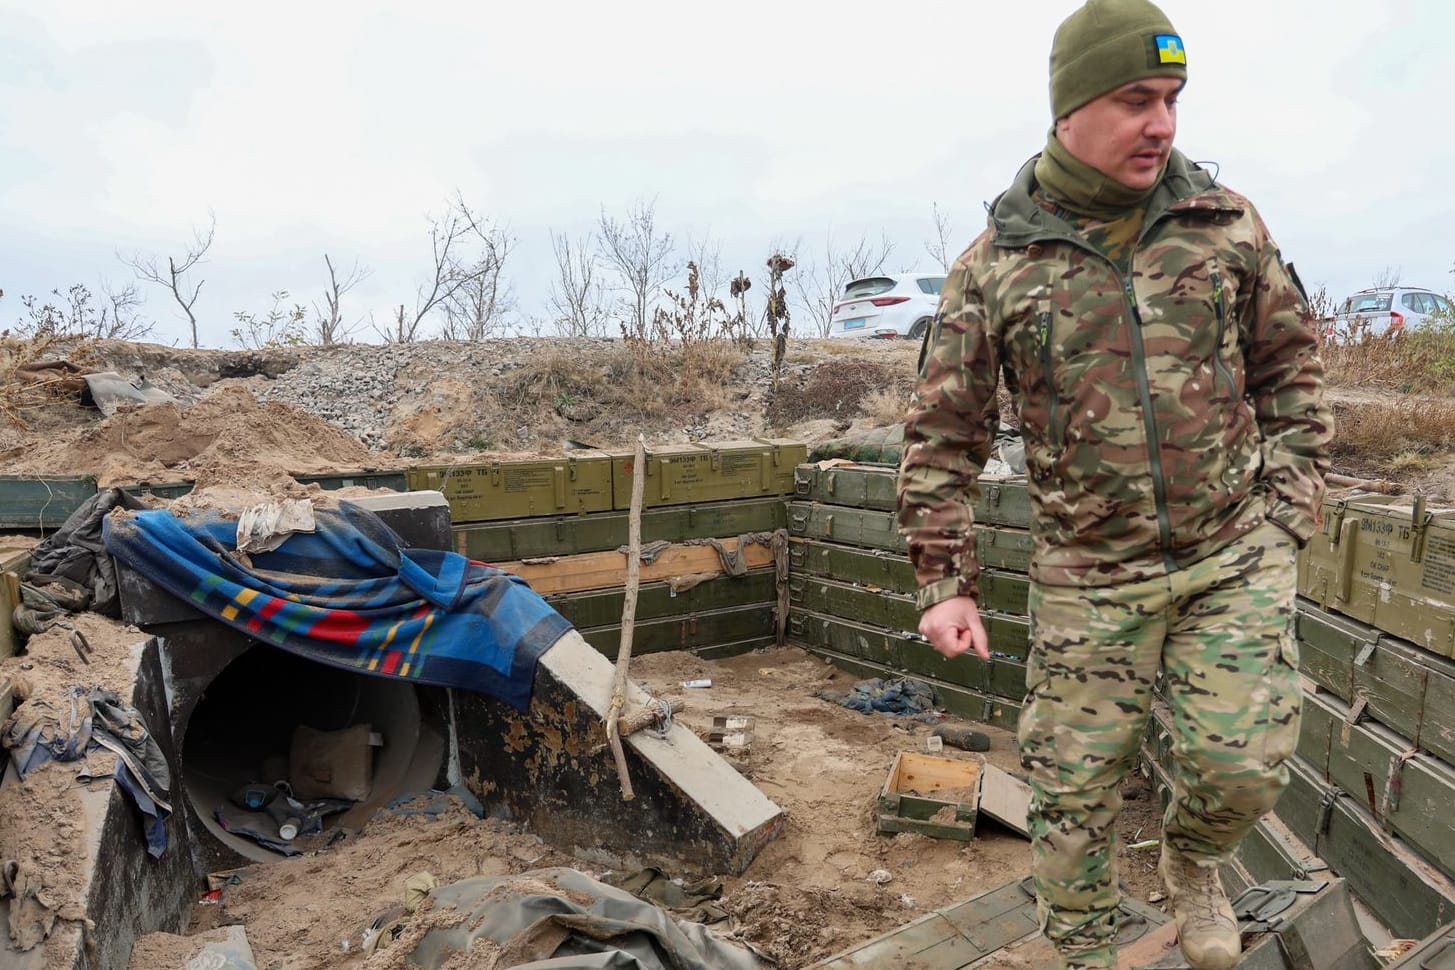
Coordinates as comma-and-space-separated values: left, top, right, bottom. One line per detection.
1323, 329, 1455, 393
1330, 396, 1455, 467
769, 360, 908, 425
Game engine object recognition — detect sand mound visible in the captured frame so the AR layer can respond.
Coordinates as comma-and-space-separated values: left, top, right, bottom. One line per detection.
2, 385, 376, 487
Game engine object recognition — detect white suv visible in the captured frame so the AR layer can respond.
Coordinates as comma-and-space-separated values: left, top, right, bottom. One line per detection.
827, 273, 945, 340
1328, 286, 1453, 340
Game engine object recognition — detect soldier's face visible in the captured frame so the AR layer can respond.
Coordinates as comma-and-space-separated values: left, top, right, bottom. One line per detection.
1056, 77, 1182, 191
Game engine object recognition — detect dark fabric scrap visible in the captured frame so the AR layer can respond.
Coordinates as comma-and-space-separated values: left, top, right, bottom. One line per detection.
1, 686, 173, 857
817, 677, 938, 722
23, 486, 145, 618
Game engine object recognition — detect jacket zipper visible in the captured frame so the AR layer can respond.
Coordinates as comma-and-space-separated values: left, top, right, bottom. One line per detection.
1121, 274, 1179, 573
1210, 262, 1235, 394
1038, 306, 1061, 450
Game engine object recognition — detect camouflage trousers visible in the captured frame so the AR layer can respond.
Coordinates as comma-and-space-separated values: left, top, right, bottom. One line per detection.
1017, 521, 1303, 970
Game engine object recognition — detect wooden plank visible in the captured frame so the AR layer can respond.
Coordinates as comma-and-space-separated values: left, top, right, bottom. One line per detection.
547, 570, 776, 629
810, 879, 1039, 969
800, 643, 1022, 733
576, 606, 777, 657
455, 497, 787, 563
788, 609, 1027, 699
1, 548, 29, 661
497, 537, 775, 595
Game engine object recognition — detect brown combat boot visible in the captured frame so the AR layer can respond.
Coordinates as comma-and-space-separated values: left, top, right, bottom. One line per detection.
1159, 845, 1240, 970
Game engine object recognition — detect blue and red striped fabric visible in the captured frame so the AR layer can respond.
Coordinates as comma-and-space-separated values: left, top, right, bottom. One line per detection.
102, 501, 570, 710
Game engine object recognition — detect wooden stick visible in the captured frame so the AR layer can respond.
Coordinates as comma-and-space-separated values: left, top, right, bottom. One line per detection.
1327, 473, 1402, 495
591, 700, 685, 754
605, 433, 647, 801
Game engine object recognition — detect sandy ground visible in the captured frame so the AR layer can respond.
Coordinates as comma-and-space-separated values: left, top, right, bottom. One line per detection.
21, 644, 1161, 970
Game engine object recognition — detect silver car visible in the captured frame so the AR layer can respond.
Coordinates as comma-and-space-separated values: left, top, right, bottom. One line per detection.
827, 273, 945, 340
1328, 286, 1453, 339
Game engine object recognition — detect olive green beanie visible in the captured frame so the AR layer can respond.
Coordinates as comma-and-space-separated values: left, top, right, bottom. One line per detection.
1049, 0, 1187, 119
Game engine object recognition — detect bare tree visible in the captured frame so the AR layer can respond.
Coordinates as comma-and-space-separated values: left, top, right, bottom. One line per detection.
16, 281, 153, 341
792, 229, 895, 337
925, 202, 957, 272
376, 195, 510, 343
440, 201, 515, 341
548, 231, 610, 337
598, 199, 676, 339
1372, 265, 1402, 289
313, 254, 370, 345
122, 215, 215, 348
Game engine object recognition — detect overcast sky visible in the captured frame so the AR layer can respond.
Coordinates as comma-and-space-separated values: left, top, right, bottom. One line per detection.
2, 1, 1451, 347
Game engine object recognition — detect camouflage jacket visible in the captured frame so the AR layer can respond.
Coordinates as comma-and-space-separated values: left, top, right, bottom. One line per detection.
897, 150, 1332, 608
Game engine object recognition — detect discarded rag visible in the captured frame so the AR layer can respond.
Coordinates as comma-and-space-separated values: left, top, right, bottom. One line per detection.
377, 868, 766, 970
102, 500, 573, 711
1, 686, 173, 857
22, 486, 145, 621
817, 677, 939, 722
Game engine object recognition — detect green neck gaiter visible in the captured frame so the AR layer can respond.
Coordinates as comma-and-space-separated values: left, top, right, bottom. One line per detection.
1033, 131, 1159, 219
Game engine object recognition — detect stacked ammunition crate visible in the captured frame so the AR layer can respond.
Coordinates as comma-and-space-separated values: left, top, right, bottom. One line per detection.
786, 463, 1033, 732
1140, 492, 1455, 941
420, 440, 806, 661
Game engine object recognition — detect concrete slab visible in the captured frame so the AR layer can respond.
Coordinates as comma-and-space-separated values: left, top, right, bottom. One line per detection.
454, 629, 786, 876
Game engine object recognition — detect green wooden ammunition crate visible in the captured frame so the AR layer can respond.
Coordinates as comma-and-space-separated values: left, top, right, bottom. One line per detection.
611, 439, 805, 510
1382, 923, 1455, 969
1275, 754, 1455, 941
788, 538, 918, 594
0, 475, 97, 530
295, 470, 407, 492
408, 454, 614, 524
793, 462, 899, 511
1299, 690, 1455, 881
1295, 599, 1455, 767
576, 604, 776, 657
787, 502, 905, 552
455, 497, 787, 562
786, 503, 1034, 573
803, 643, 1021, 732
787, 609, 1026, 699
788, 576, 1031, 659
785, 539, 1031, 615
791, 463, 1033, 529
121, 480, 195, 500
547, 570, 776, 629
876, 752, 981, 840
1299, 495, 1455, 657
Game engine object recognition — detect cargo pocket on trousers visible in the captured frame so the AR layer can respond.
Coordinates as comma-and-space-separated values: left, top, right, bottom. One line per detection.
1260, 624, 1302, 769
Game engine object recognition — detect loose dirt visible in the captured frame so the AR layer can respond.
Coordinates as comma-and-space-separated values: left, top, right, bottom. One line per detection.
2, 334, 1398, 967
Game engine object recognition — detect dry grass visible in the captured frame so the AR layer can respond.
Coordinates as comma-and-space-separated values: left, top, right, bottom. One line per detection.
0, 334, 96, 430
862, 386, 912, 427
1330, 396, 1455, 468
1322, 328, 1455, 393
769, 360, 907, 425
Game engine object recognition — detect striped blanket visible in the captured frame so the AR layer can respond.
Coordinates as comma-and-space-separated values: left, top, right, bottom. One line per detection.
102, 501, 570, 710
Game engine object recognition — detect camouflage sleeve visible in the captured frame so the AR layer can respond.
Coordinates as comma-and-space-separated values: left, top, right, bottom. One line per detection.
896, 244, 1002, 609
1242, 206, 1334, 544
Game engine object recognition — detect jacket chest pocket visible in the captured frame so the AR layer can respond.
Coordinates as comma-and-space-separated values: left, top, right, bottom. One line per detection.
1002, 293, 1063, 453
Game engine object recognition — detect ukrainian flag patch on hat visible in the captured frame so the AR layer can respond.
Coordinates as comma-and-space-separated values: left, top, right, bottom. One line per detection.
1155, 34, 1186, 65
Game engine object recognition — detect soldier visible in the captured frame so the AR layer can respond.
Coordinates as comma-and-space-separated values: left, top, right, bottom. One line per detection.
896, 2, 1332, 968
